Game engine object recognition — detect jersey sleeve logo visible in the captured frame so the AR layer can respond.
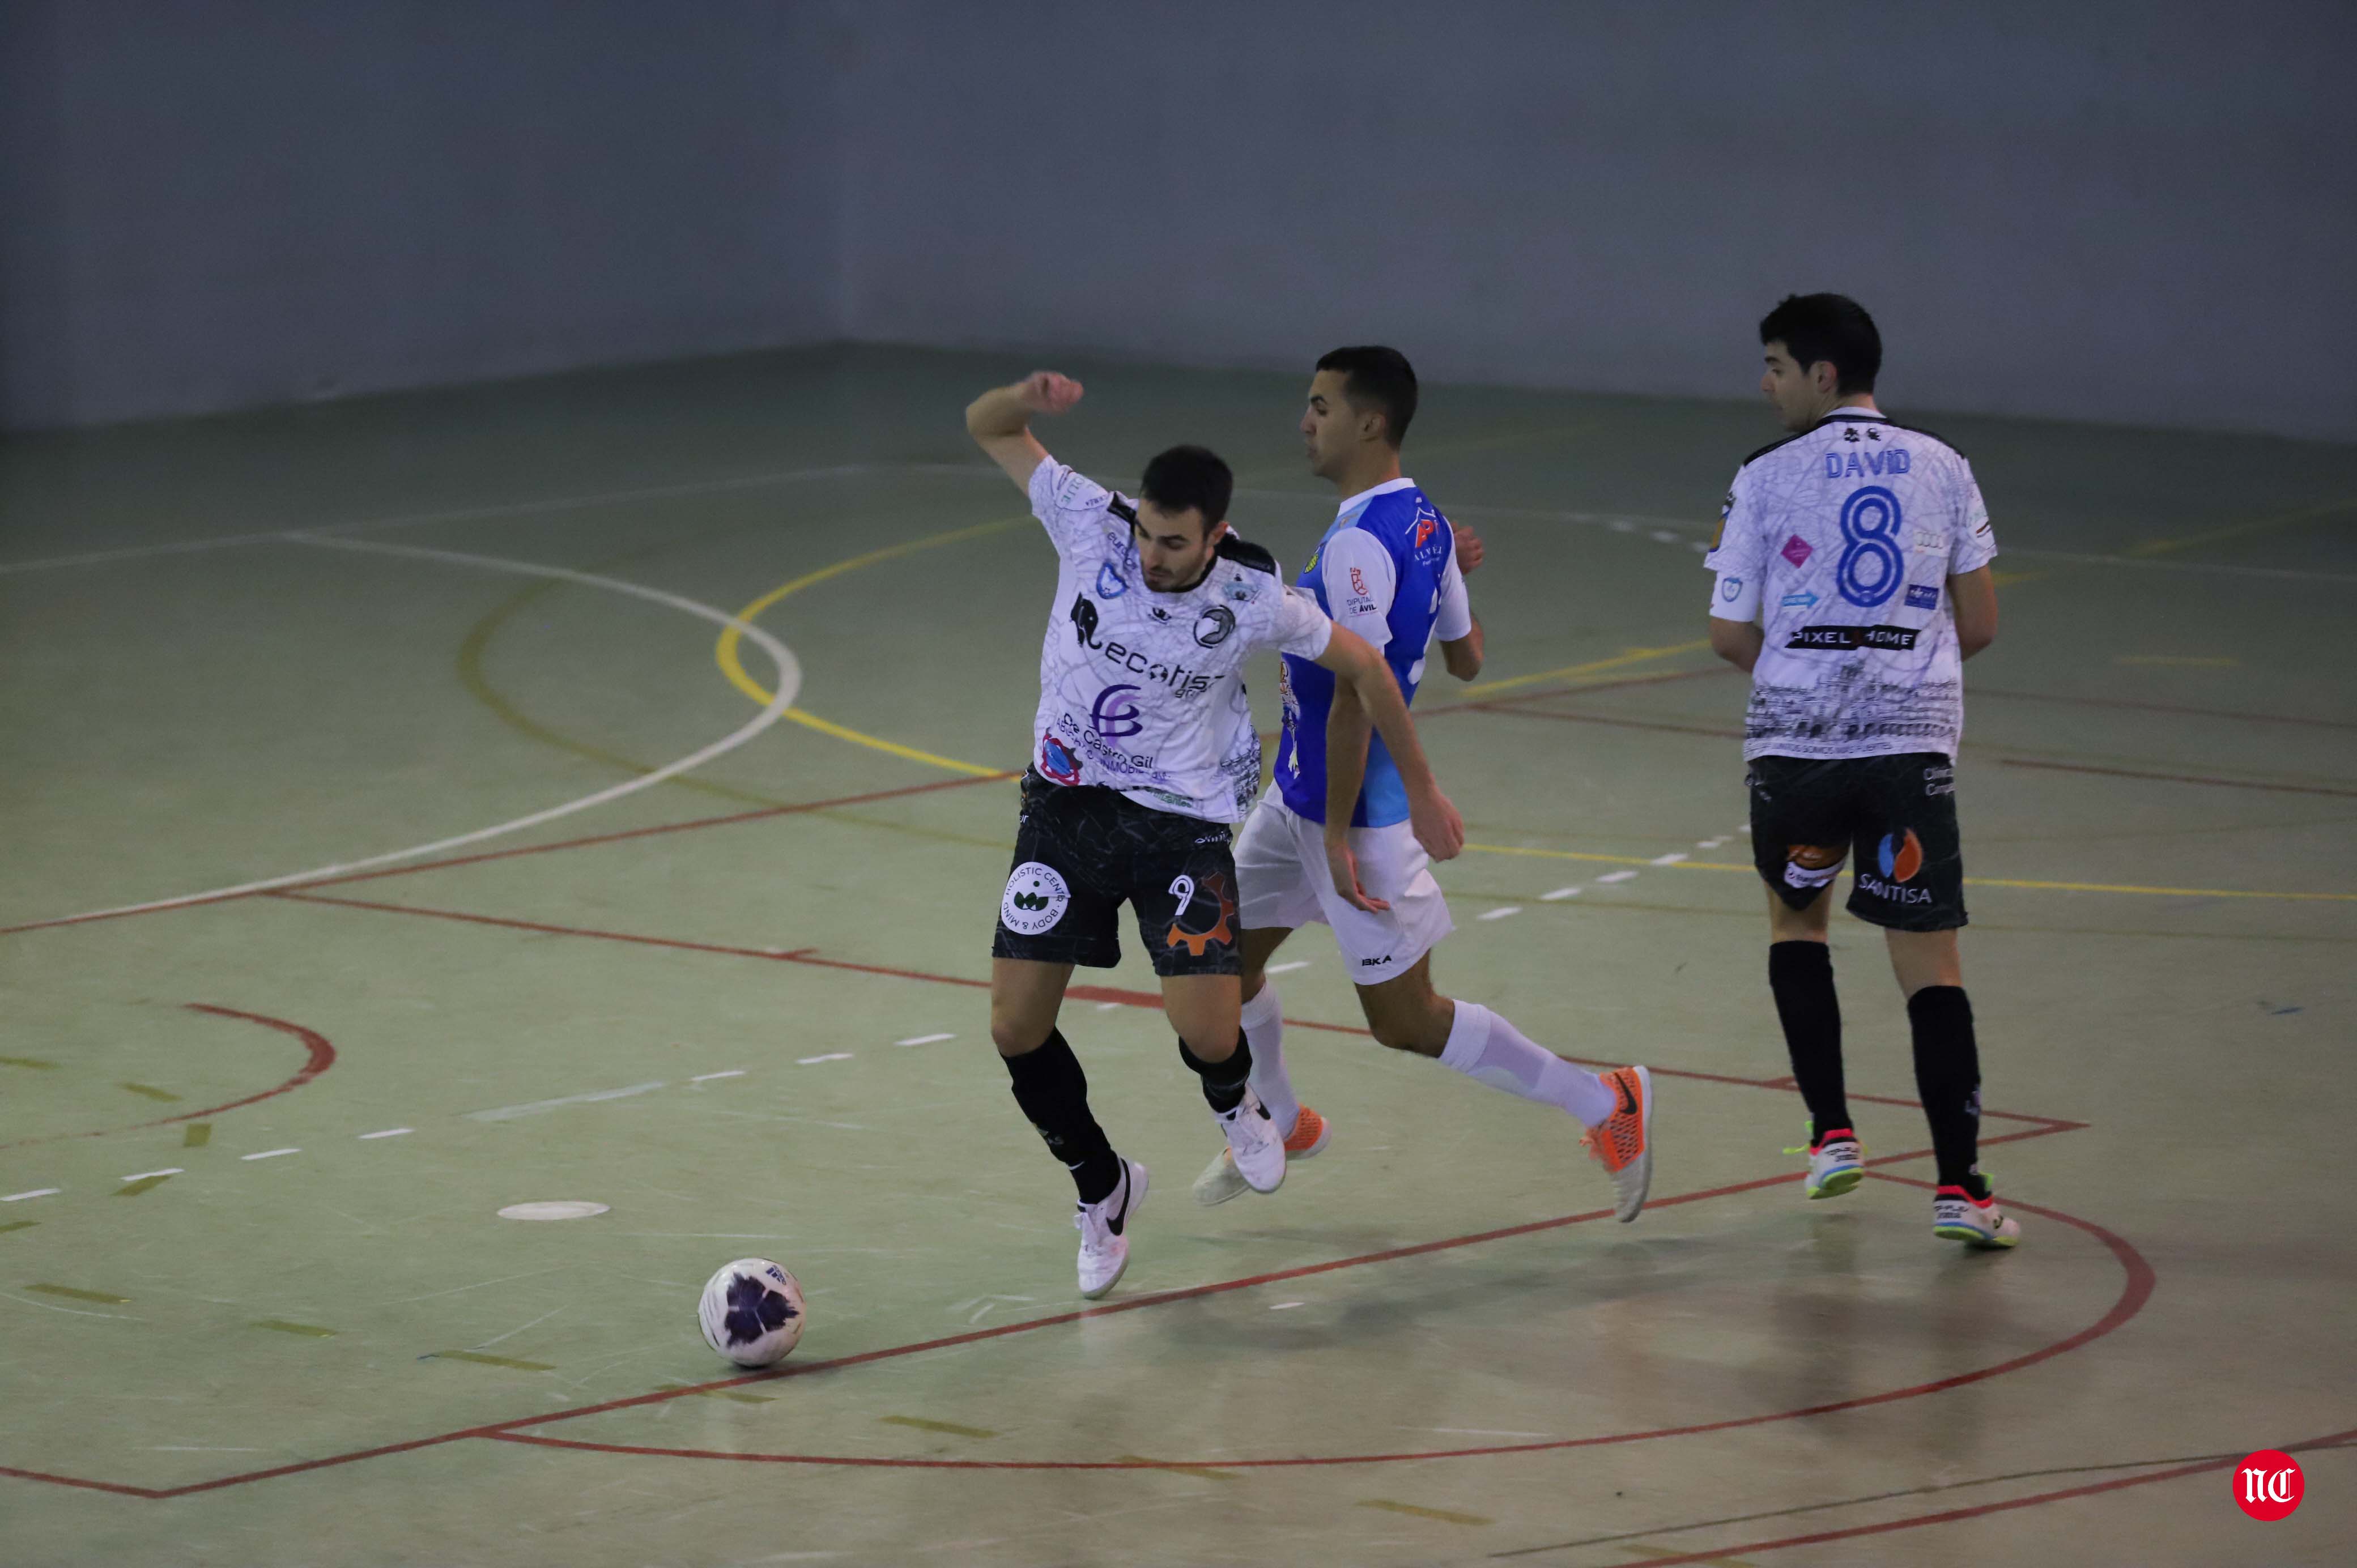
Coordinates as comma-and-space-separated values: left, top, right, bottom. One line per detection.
1193, 605, 1236, 647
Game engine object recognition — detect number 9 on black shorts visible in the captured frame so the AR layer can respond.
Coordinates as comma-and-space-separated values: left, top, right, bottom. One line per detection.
991, 770, 1243, 977
1746, 752, 1967, 932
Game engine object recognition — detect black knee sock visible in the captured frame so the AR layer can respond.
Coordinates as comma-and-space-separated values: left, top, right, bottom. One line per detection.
1003, 1030, 1121, 1205
1769, 940, 1851, 1143
1177, 1034, 1254, 1115
1908, 986, 1985, 1195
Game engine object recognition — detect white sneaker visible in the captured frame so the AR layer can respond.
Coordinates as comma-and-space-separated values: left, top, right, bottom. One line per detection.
1214, 1089, 1286, 1195
1074, 1158, 1149, 1298
1932, 1186, 2021, 1249
1192, 1104, 1331, 1206
1805, 1131, 1865, 1201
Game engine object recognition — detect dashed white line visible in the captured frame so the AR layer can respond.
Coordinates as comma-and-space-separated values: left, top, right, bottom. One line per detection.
1270, 1301, 1305, 1310
359, 1127, 414, 1140
1478, 906, 1523, 921
1596, 871, 1640, 884
894, 1034, 955, 1047
1094, 1001, 1122, 1010
2, 1188, 61, 1202
1539, 887, 1584, 901
468, 1082, 667, 1122
690, 1070, 747, 1082
1267, 961, 1312, 975
1608, 519, 1635, 533
1698, 837, 1728, 849
1649, 529, 1681, 543
797, 1053, 854, 1066
1650, 852, 1689, 866
241, 1148, 301, 1162
121, 1169, 183, 1182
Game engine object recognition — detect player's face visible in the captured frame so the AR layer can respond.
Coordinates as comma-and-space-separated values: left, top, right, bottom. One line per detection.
1133, 502, 1226, 591
1760, 341, 1834, 431
1300, 369, 1368, 480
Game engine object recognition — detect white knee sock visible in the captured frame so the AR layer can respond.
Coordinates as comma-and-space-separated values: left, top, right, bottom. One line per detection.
1241, 982, 1300, 1136
1437, 1000, 1615, 1126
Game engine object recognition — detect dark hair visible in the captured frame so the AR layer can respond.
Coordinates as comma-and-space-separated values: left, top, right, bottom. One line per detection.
1139, 444, 1233, 530
1315, 344, 1419, 447
1759, 294, 1881, 394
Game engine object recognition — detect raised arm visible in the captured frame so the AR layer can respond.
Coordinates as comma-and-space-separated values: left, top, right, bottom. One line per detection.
1313, 625, 1463, 862
964, 371, 1085, 489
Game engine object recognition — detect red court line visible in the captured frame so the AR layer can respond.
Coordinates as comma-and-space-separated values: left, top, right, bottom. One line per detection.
1557, 1421, 2357, 1567
105, 1120, 2085, 1498
0, 773, 1015, 939
1973, 685, 2357, 733
0, 1004, 336, 1153
265, 890, 2071, 1128
0, 1465, 162, 1499
1999, 756, 2357, 799
460, 1124, 2120, 1475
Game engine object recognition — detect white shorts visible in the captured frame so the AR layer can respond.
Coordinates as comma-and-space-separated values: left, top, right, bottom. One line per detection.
1233, 789, 1454, 981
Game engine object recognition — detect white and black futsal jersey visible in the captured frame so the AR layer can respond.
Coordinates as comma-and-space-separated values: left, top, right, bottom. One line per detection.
1705, 411, 1997, 761
1026, 459, 1333, 822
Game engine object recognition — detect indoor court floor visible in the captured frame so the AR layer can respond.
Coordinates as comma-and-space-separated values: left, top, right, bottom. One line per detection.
2, 346, 2351, 1565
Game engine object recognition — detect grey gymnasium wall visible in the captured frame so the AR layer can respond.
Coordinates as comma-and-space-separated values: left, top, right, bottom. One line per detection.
5, 2, 2352, 439
831, 1, 2357, 441
0, 1, 843, 430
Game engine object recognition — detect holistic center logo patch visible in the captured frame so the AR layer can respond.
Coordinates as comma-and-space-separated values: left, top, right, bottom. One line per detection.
1001, 863, 1071, 936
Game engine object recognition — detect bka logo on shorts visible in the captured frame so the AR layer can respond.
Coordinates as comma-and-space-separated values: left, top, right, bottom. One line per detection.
1001, 863, 1071, 936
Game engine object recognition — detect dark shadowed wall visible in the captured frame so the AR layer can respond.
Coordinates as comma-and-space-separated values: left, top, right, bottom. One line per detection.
5, 2, 2350, 438
0, 1, 842, 429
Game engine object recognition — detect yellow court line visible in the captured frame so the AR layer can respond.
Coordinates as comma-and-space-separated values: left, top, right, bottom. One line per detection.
715, 517, 1024, 778
2126, 495, 2357, 558
1457, 641, 1713, 700
1460, 842, 2356, 902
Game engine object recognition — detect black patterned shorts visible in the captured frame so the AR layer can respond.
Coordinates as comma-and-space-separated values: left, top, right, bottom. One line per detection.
991, 770, 1241, 977
1747, 752, 1967, 932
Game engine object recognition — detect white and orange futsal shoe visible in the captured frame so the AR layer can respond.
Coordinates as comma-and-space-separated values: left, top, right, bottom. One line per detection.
1933, 1184, 2021, 1249
1580, 1066, 1653, 1222
1191, 1103, 1332, 1207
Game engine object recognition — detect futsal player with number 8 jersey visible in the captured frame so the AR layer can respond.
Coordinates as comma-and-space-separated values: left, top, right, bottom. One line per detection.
1705, 293, 2020, 1249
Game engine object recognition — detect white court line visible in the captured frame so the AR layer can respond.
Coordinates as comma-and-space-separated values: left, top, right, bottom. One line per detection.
1650, 852, 1689, 866
1540, 887, 1583, 901
468, 1082, 667, 1122
1596, 871, 1640, 884
241, 1148, 301, 1161
798, 1053, 854, 1065
0, 462, 942, 577
15, 537, 802, 930
1478, 906, 1523, 921
1266, 960, 1312, 975
2, 1188, 62, 1201
121, 1168, 183, 1182
359, 1127, 413, 1140
690, 1070, 747, 1082
894, 1033, 955, 1047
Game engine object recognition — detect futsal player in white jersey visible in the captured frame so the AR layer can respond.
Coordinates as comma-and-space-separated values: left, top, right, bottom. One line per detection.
1704, 294, 2018, 1248
967, 370, 1466, 1298
1194, 347, 1656, 1222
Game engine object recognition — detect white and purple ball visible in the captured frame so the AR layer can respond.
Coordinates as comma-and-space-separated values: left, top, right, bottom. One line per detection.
697, 1257, 806, 1367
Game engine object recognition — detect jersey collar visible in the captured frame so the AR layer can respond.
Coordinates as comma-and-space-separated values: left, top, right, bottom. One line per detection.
1813, 405, 1886, 428
1335, 476, 1416, 516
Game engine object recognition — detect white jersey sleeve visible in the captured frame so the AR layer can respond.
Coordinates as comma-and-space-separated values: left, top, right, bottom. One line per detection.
1704, 467, 1767, 621
1265, 583, 1335, 662
1951, 460, 1998, 575
1027, 456, 1114, 560
1432, 551, 1472, 641
1317, 527, 1397, 649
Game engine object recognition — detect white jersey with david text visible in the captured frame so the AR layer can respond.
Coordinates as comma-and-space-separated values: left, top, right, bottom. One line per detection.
1704, 409, 1996, 761
1026, 458, 1333, 822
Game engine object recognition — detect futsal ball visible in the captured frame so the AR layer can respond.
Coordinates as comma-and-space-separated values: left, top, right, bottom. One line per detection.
697, 1257, 806, 1367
